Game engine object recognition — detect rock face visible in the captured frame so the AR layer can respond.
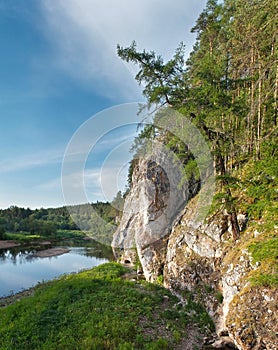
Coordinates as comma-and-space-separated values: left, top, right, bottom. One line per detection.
112, 143, 190, 281
112, 153, 277, 350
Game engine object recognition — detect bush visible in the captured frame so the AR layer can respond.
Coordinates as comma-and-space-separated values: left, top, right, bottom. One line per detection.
0, 226, 6, 240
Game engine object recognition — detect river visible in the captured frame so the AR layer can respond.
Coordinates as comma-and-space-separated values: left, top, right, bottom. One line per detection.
0, 240, 113, 297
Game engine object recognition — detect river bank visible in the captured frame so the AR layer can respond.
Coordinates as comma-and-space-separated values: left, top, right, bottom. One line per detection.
0, 263, 214, 349
0, 240, 21, 249
31, 247, 70, 257
0, 287, 35, 308
0, 240, 71, 258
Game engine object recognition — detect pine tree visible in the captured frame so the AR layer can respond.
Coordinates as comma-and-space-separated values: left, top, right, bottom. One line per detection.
117, 0, 277, 240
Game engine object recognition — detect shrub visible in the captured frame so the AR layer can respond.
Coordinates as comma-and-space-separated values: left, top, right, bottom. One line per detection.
0, 226, 6, 240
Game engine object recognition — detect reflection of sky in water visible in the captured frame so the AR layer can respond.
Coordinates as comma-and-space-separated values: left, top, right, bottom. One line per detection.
0, 247, 108, 297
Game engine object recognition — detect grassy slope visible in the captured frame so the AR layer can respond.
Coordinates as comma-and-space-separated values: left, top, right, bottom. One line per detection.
235, 157, 278, 288
209, 154, 278, 288
4, 229, 87, 244
0, 263, 214, 350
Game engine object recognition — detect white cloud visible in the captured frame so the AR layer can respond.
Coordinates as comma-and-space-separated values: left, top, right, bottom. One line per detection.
40, 0, 207, 100
0, 148, 64, 174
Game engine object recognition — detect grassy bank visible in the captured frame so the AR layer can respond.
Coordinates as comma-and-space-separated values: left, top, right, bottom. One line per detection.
3, 229, 87, 244
0, 263, 213, 350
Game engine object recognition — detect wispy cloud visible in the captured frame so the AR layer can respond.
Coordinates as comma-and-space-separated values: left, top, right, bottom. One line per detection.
35, 116, 137, 204
97, 130, 137, 148
0, 148, 64, 174
39, 0, 206, 100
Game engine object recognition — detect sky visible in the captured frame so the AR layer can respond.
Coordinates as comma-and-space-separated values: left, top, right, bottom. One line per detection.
0, 0, 207, 209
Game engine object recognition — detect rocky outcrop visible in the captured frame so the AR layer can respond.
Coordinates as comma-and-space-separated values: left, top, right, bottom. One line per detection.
112, 142, 191, 282
168, 208, 277, 350
226, 286, 277, 350
112, 152, 277, 349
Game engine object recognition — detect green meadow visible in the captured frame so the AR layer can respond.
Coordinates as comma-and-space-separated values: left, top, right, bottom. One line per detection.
0, 263, 213, 350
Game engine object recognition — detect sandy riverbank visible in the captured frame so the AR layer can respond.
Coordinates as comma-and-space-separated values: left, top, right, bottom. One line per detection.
0, 240, 21, 249
32, 247, 70, 258
0, 241, 69, 258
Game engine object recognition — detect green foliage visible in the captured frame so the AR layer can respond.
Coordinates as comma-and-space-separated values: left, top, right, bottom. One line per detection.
249, 273, 278, 288
215, 291, 224, 304
127, 158, 138, 189
4, 232, 41, 243
184, 292, 215, 332
0, 263, 213, 349
0, 199, 121, 245
0, 226, 6, 240
117, 1, 277, 240
242, 142, 278, 220
117, 41, 187, 108
248, 238, 278, 264
248, 236, 278, 287
155, 275, 164, 286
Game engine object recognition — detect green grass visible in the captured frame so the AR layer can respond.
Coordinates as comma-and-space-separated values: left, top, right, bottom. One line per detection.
5, 232, 42, 243
249, 272, 278, 288
4, 229, 87, 244
54, 229, 87, 241
0, 263, 213, 350
248, 236, 278, 287
248, 237, 278, 264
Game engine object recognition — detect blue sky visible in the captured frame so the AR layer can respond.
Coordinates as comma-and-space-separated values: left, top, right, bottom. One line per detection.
0, 0, 207, 209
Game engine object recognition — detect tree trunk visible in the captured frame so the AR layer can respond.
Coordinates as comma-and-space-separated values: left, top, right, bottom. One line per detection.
230, 210, 240, 241
256, 61, 262, 160
274, 62, 278, 126
217, 144, 240, 241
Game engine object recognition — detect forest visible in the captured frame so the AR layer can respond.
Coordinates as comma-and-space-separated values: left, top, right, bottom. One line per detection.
119, 0, 277, 241
0, 191, 124, 244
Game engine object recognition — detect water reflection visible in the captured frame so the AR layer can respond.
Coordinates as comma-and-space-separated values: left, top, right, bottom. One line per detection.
0, 241, 113, 297
0, 250, 37, 265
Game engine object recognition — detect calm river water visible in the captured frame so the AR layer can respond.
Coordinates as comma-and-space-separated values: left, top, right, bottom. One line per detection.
0, 241, 113, 297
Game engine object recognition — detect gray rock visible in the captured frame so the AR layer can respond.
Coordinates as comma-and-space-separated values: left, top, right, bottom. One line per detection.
112, 142, 277, 350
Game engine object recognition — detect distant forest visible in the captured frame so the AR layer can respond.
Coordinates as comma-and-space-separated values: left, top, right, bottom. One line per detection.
0, 191, 125, 244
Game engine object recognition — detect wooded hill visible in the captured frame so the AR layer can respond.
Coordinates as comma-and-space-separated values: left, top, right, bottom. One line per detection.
0, 191, 124, 244
118, 0, 277, 241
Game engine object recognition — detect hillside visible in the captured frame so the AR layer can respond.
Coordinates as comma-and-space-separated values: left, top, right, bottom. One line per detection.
112, 0, 278, 349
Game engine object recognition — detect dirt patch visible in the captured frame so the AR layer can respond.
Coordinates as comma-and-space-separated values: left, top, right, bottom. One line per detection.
32, 247, 70, 258
38, 241, 52, 245
0, 240, 21, 249
0, 288, 35, 308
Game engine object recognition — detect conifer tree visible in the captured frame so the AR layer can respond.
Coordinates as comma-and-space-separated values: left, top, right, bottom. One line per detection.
117, 0, 277, 240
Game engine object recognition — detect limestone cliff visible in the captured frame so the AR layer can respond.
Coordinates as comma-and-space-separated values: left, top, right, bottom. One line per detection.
112, 153, 277, 350
112, 142, 191, 281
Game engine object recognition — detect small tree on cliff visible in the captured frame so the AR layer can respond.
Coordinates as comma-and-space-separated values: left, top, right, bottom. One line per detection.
117, 41, 187, 109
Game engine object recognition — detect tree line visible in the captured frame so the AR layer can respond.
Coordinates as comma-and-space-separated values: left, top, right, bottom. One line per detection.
118, 0, 278, 240
0, 191, 125, 243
